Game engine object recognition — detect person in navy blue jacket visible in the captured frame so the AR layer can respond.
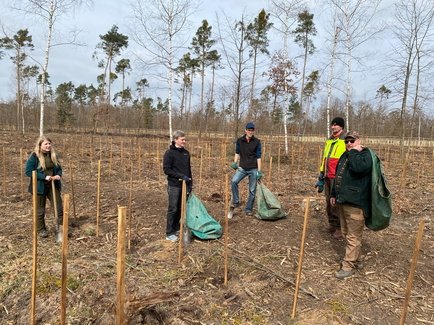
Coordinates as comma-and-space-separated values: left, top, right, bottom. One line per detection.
163, 130, 192, 242
229, 122, 262, 216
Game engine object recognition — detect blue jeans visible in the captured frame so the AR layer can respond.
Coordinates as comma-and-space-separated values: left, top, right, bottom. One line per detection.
231, 167, 257, 213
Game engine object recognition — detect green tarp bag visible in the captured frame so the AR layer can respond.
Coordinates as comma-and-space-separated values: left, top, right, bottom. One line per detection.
366, 149, 392, 231
255, 182, 287, 220
186, 193, 222, 240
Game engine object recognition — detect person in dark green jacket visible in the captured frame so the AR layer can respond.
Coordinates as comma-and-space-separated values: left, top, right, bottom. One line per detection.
25, 136, 64, 242
331, 130, 372, 279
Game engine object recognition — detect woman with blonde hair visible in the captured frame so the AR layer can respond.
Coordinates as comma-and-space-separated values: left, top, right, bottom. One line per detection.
25, 135, 64, 242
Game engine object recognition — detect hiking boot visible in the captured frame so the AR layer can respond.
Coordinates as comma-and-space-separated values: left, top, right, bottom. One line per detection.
355, 260, 364, 270
39, 229, 48, 238
230, 202, 239, 208
245, 211, 253, 216
332, 229, 344, 240
55, 229, 63, 244
166, 234, 178, 242
335, 268, 355, 279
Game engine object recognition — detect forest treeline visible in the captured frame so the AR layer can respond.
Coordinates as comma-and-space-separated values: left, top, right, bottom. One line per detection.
1, 0, 433, 140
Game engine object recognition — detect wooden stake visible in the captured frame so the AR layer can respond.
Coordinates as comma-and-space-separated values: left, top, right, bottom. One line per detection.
199, 148, 203, 191
398, 150, 410, 195
60, 194, 70, 325
51, 181, 59, 225
128, 158, 133, 250
157, 138, 161, 182
120, 139, 124, 163
268, 156, 273, 179
109, 137, 113, 177
2, 147, 6, 196
277, 147, 281, 176
291, 197, 314, 319
116, 206, 127, 325
20, 148, 24, 195
69, 161, 77, 220
318, 145, 322, 173
30, 171, 37, 325
290, 144, 295, 187
178, 180, 187, 265
224, 173, 229, 286
399, 219, 425, 325
96, 160, 101, 236
99, 136, 102, 161
89, 138, 94, 176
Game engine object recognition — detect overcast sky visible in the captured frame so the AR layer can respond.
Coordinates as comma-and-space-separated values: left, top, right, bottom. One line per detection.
0, 0, 414, 114
0, 0, 278, 100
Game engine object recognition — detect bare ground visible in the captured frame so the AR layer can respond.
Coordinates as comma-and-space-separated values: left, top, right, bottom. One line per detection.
0, 130, 433, 325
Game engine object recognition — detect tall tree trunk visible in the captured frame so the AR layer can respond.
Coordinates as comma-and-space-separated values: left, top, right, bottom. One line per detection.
326, 25, 339, 137
39, 0, 55, 137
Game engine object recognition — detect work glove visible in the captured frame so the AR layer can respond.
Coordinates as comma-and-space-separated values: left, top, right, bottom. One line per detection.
315, 172, 325, 193
182, 175, 191, 182
230, 162, 238, 170
256, 170, 263, 180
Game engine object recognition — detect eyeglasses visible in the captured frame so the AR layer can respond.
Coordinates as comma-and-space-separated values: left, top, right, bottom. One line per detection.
246, 129, 255, 131
344, 139, 356, 144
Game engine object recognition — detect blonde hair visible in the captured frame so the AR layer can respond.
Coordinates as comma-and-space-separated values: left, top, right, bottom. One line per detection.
33, 135, 60, 170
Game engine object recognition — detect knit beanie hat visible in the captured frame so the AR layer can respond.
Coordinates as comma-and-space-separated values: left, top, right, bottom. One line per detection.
330, 117, 345, 128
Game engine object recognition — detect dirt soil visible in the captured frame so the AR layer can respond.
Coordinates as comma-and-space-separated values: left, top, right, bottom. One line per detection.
0, 130, 433, 325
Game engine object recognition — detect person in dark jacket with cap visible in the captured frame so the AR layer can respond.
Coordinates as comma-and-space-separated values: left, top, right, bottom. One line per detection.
229, 122, 262, 217
316, 117, 347, 239
163, 130, 192, 242
331, 130, 372, 279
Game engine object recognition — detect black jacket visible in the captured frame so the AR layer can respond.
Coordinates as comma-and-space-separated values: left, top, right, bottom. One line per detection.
163, 144, 192, 188
236, 135, 262, 170
331, 148, 372, 216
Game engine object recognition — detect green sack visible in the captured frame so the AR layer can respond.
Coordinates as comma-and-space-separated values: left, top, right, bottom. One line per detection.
365, 149, 392, 231
186, 193, 222, 239
255, 183, 287, 220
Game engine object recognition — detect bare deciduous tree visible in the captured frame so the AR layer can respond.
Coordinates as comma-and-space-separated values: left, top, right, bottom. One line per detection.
269, 0, 304, 154
14, 0, 90, 136
388, 0, 434, 154
130, 0, 196, 139
328, 0, 383, 130
217, 12, 251, 138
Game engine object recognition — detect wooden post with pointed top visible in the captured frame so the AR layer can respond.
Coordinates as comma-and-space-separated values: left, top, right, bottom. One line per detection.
178, 180, 187, 265
116, 206, 127, 325
2, 147, 6, 197
69, 161, 77, 220
291, 197, 315, 320
128, 159, 133, 250
199, 147, 203, 191
399, 219, 425, 325
96, 160, 101, 236
224, 173, 229, 286
60, 194, 70, 325
51, 181, 59, 225
20, 148, 24, 195
30, 171, 38, 325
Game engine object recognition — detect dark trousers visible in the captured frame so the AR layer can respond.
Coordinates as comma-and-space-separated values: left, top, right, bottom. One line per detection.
166, 186, 182, 236
325, 177, 340, 230
37, 185, 63, 231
